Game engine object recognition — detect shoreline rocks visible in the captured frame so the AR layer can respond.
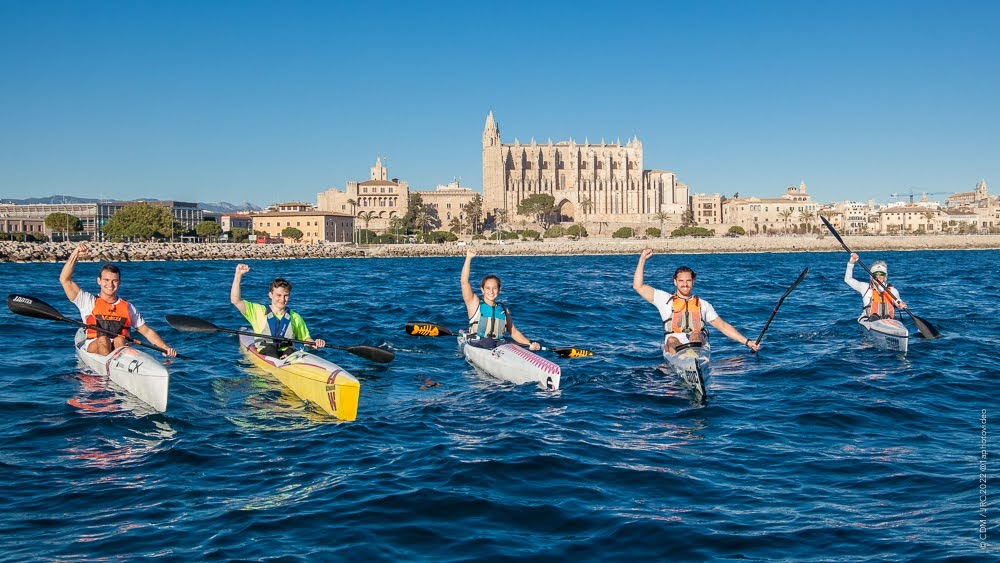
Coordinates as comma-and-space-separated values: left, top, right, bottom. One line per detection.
1, 234, 998, 263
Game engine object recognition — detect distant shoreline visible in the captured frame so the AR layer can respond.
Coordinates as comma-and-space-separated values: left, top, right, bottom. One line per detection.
2, 234, 998, 263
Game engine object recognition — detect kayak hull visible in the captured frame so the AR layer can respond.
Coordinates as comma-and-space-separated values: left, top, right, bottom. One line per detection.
239, 334, 360, 421
857, 316, 908, 354
663, 340, 711, 400
457, 332, 560, 391
74, 328, 170, 412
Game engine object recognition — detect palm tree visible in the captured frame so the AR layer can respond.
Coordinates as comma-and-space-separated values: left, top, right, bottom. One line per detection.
414, 208, 431, 235
923, 211, 936, 233
654, 211, 671, 238
779, 209, 793, 234
462, 195, 483, 235
449, 216, 463, 234
389, 216, 405, 242
346, 198, 358, 243
577, 196, 594, 237
357, 210, 376, 244
798, 210, 815, 234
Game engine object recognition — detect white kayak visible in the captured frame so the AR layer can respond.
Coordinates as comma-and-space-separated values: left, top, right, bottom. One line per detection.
857, 316, 908, 354
457, 332, 560, 391
74, 328, 170, 412
238, 334, 361, 421
663, 340, 711, 401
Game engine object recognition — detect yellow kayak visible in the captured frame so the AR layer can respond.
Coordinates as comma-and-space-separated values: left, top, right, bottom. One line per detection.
239, 334, 360, 421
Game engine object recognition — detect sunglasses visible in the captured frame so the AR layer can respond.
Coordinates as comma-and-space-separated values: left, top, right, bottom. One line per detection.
872, 272, 886, 277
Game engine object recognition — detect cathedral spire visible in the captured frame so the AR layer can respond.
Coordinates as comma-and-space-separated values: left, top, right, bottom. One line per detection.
484, 111, 497, 134
483, 111, 500, 149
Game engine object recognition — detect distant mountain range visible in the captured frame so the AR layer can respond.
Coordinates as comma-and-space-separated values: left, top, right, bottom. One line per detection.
0, 195, 262, 213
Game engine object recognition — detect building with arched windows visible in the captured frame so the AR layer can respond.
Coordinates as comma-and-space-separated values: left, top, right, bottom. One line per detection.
317, 157, 408, 232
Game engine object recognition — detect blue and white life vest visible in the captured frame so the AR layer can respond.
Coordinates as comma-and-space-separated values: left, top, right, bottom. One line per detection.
469, 302, 511, 339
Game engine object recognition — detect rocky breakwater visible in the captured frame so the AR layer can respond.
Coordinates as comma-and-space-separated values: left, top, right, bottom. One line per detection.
2, 234, 998, 263
0, 241, 372, 263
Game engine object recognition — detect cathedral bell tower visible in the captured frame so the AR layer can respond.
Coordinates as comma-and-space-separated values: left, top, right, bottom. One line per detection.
482, 111, 504, 219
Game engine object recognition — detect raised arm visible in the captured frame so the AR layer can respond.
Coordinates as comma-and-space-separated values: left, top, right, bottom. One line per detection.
60, 243, 87, 301
231, 263, 250, 315
632, 249, 656, 304
461, 249, 479, 317
844, 253, 868, 294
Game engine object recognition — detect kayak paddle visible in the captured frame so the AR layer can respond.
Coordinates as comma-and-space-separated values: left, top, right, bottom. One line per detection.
819, 216, 941, 339
7, 293, 191, 359
166, 314, 394, 364
404, 321, 594, 358
752, 267, 809, 353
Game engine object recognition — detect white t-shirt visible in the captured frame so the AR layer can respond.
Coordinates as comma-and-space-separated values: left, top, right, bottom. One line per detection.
651, 288, 718, 332
72, 290, 146, 329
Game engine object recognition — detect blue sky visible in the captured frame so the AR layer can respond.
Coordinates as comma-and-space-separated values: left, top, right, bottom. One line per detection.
1, 0, 997, 207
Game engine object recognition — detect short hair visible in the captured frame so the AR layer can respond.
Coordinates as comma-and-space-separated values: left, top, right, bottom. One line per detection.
270, 277, 292, 292
673, 266, 696, 281
480, 274, 502, 290
99, 264, 121, 278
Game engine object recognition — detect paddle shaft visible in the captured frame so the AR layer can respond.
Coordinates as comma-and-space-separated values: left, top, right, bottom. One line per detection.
404, 322, 593, 357
209, 324, 319, 347
165, 314, 394, 363
753, 267, 809, 351
7, 294, 189, 359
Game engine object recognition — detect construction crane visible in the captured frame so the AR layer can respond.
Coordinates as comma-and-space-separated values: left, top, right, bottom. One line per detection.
889, 188, 950, 204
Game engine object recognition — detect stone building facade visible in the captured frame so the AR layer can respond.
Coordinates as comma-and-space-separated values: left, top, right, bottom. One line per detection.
724, 183, 820, 234
418, 181, 478, 232
0, 216, 46, 238
481, 111, 688, 229
877, 205, 940, 234
317, 157, 408, 232
691, 194, 725, 225
0, 201, 202, 240
250, 203, 353, 243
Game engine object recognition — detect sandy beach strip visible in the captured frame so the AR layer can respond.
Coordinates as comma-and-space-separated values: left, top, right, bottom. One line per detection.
2, 234, 998, 263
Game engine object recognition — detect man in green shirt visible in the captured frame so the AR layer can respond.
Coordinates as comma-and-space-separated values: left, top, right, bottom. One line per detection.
230, 263, 325, 357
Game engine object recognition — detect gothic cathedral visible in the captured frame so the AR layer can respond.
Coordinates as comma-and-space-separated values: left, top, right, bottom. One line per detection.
481, 111, 689, 227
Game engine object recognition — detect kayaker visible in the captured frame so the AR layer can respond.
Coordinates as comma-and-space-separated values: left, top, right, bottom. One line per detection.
59, 243, 177, 357
230, 263, 325, 358
632, 248, 760, 354
461, 249, 540, 350
844, 253, 907, 321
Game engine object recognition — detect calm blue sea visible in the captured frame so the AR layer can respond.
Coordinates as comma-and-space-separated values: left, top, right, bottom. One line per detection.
0, 249, 996, 561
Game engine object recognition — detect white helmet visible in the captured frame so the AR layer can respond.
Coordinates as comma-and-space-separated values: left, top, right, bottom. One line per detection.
871, 260, 887, 275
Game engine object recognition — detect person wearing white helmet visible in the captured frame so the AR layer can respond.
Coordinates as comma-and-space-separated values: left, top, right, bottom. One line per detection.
844, 253, 907, 321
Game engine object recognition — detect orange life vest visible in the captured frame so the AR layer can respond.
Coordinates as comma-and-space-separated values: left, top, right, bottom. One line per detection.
868, 285, 896, 319
85, 297, 132, 339
667, 294, 703, 334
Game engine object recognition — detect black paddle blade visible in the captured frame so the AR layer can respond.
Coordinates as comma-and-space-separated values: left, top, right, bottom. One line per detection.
404, 322, 455, 337
166, 314, 223, 333
820, 215, 849, 251
908, 312, 941, 339
343, 345, 395, 364
7, 294, 67, 322
551, 347, 594, 358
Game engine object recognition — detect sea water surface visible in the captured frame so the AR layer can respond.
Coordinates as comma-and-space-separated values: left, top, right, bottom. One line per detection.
0, 250, 996, 561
